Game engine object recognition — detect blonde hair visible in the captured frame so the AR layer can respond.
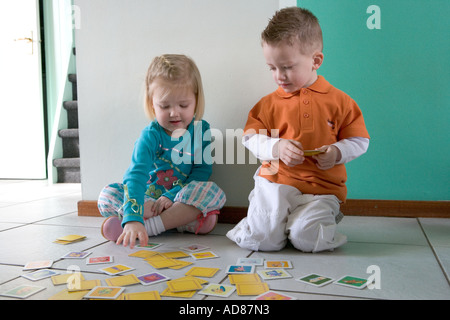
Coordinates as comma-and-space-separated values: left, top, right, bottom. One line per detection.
144, 54, 205, 121
262, 7, 323, 55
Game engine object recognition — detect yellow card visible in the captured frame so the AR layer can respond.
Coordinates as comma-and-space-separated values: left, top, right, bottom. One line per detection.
229, 274, 262, 284
145, 253, 170, 262
100, 264, 134, 275
160, 287, 196, 298
161, 251, 190, 259
121, 291, 161, 300
236, 283, 269, 296
168, 259, 193, 270
53, 240, 73, 245
166, 278, 203, 292
147, 258, 181, 269
68, 279, 101, 292
48, 289, 89, 300
303, 150, 325, 156
105, 274, 140, 286
55, 234, 86, 244
175, 276, 208, 285
57, 234, 86, 242
51, 273, 85, 286
185, 267, 220, 278
128, 250, 159, 259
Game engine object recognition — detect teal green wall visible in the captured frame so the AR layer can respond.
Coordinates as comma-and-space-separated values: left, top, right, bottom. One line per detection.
298, 0, 450, 201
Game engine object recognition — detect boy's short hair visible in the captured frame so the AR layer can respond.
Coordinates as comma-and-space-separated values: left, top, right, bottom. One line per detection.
262, 7, 323, 54
144, 54, 205, 121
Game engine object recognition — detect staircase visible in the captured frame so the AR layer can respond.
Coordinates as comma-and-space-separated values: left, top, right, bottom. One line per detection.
52, 73, 81, 183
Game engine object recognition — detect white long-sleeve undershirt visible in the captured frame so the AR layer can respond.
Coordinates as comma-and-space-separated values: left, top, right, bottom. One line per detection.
242, 134, 369, 164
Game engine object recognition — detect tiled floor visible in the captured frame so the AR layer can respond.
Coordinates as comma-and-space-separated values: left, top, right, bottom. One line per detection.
0, 180, 449, 300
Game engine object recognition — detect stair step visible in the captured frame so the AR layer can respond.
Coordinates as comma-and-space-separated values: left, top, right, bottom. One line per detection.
68, 74, 77, 100
58, 129, 79, 158
53, 158, 81, 183
68, 73, 77, 83
53, 158, 80, 168
63, 101, 78, 129
58, 128, 79, 138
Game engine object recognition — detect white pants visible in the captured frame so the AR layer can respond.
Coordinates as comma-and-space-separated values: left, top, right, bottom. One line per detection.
226, 171, 347, 252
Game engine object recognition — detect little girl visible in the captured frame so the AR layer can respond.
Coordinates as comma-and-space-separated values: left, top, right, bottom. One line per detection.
98, 54, 226, 249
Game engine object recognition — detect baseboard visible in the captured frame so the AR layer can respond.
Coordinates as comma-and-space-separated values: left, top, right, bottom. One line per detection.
78, 199, 450, 223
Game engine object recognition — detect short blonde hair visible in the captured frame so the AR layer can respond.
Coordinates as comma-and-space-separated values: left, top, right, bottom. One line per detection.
144, 54, 205, 121
262, 7, 323, 55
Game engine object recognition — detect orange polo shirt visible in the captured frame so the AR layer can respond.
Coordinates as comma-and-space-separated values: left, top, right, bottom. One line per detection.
244, 76, 370, 202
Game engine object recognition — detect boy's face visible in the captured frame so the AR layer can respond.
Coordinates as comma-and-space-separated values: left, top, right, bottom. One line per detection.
262, 40, 322, 93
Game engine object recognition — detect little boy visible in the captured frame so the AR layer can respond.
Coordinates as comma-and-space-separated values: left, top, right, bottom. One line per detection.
227, 7, 370, 252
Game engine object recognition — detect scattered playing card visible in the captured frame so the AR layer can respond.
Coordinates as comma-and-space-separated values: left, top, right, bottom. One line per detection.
237, 257, 264, 266
228, 273, 262, 285
161, 251, 190, 259
0, 285, 46, 299
54, 234, 86, 245
257, 269, 292, 280
51, 273, 85, 286
180, 244, 209, 252
23, 260, 53, 271
61, 251, 91, 259
99, 264, 134, 275
190, 251, 219, 260
334, 275, 368, 289
297, 273, 334, 287
105, 274, 140, 287
236, 282, 269, 296
86, 255, 113, 265
137, 272, 170, 285
128, 250, 159, 259
166, 278, 203, 292
199, 284, 236, 298
68, 279, 101, 292
137, 242, 162, 250
254, 290, 296, 300
226, 265, 255, 274
121, 291, 161, 300
84, 286, 125, 300
185, 267, 220, 278
160, 287, 196, 298
22, 269, 59, 281
264, 260, 293, 269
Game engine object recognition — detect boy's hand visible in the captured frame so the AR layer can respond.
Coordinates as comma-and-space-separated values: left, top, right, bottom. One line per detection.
313, 145, 342, 170
116, 221, 148, 249
274, 139, 304, 167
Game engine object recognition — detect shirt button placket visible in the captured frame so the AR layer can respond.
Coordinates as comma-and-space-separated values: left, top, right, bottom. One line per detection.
301, 89, 313, 130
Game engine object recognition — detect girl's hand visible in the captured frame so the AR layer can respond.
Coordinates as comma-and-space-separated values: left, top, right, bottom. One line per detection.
151, 196, 173, 216
274, 139, 304, 167
313, 145, 341, 170
116, 221, 148, 249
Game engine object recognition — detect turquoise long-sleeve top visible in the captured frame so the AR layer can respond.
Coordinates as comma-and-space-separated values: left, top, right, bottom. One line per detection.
121, 119, 212, 227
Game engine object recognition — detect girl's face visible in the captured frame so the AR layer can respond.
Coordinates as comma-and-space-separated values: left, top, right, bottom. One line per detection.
152, 83, 196, 137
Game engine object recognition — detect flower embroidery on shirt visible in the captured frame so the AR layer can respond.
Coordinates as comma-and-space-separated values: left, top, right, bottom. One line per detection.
145, 185, 162, 199
156, 169, 178, 190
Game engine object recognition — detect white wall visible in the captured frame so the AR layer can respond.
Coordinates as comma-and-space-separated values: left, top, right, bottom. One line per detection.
74, 0, 284, 206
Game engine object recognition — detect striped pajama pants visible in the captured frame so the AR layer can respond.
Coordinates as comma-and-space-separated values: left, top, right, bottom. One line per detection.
98, 181, 226, 219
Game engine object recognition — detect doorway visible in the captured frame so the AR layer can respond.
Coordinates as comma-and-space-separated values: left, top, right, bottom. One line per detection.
0, 0, 47, 179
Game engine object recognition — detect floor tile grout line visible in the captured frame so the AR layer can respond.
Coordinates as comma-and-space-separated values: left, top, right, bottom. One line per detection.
0, 211, 82, 228
0, 191, 81, 208
416, 218, 450, 286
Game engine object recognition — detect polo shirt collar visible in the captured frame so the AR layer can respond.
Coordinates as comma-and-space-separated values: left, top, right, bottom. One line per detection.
275, 75, 331, 98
